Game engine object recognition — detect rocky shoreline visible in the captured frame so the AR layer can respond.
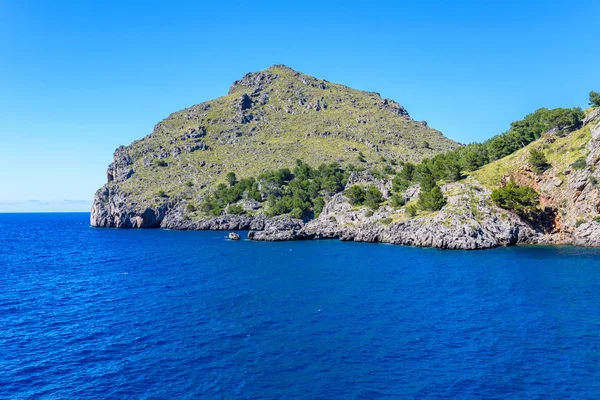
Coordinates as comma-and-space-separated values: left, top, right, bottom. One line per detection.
89, 187, 574, 250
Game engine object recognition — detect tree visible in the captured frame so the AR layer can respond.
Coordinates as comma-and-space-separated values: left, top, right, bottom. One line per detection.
418, 184, 445, 211
417, 166, 446, 211
313, 197, 326, 216
445, 160, 462, 181
364, 186, 384, 210
226, 172, 238, 187
345, 185, 366, 205
390, 193, 405, 208
392, 162, 415, 192
491, 183, 539, 215
289, 207, 304, 219
528, 149, 550, 173
590, 91, 600, 107
227, 204, 245, 215
405, 204, 418, 217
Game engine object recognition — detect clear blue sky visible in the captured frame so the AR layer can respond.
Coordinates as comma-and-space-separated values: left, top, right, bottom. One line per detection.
1, 0, 599, 211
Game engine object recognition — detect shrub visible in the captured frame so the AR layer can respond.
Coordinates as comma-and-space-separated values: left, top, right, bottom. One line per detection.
491, 183, 539, 215
227, 204, 245, 215
379, 217, 393, 225
185, 203, 196, 212
575, 218, 586, 228
226, 172, 238, 187
155, 160, 168, 167
570, 157, 587, 170
382, 165, 395, 175
529, 149, 550, 173
593, 216, 600, 223
590, 91, 600, 107
289, 207, 304, 219
157, 190, 168, 198
357, 151, 366, 163
313, 196, 325, 216
200, 196, 223, 216
418, 185, 445, 211
184, 181, 194, 187
364, 185, 384, 210
390, 193, 405, 208
392, 162, 415, 192
405, 204, 418, 217
346, 185, 366, 205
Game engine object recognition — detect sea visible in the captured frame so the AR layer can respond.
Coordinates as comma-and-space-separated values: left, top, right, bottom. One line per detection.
1, 213, 599, 399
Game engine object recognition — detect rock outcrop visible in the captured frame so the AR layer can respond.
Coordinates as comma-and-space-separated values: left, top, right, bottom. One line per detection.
250, 182, 540, 249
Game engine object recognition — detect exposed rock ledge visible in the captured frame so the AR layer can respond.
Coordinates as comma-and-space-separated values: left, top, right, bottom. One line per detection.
90, 180, 575, 250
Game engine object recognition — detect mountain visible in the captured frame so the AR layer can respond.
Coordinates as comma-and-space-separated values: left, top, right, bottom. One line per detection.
91, 65, 458, 228
92, 65, 600, 250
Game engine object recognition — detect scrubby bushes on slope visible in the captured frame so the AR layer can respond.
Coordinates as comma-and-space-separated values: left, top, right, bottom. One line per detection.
200, 160, 350, 218
491, 183, 539, 215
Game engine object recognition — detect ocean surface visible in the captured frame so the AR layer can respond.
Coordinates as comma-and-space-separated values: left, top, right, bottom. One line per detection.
1, 213, 599, 399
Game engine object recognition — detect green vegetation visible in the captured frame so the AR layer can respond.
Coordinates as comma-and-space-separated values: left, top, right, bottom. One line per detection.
528, 149, 550, 173
417, 107, 582, 182
570, 157, 587, 170
389, 193, 405, 208
590, 91, 600, 107
227, 204, 245, 215
185, 203, 196, 212
226, 172, 238, 187
392, 162, 415, 192
405, 204, 418, 217
417, 166, 446, 211
490, 183, 539, 215
345, 184, 384, 210
364, 186, 384, 210
387, 107, 585, 212
346, 185, 366, 205
202, 160, 349, 218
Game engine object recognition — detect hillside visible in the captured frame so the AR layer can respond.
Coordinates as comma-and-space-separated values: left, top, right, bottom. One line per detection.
248, 107, 600, 249
91, 65, 458, 228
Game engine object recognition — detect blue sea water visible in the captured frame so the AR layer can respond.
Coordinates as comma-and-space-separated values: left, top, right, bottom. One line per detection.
1, 213, 600, 399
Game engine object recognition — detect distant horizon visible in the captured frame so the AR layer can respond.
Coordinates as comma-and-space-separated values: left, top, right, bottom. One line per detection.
0, 200, 92, 213
1, 0, 599, 211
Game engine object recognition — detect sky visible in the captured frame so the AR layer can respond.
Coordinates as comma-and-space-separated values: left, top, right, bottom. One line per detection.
1, 0, 599, 212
